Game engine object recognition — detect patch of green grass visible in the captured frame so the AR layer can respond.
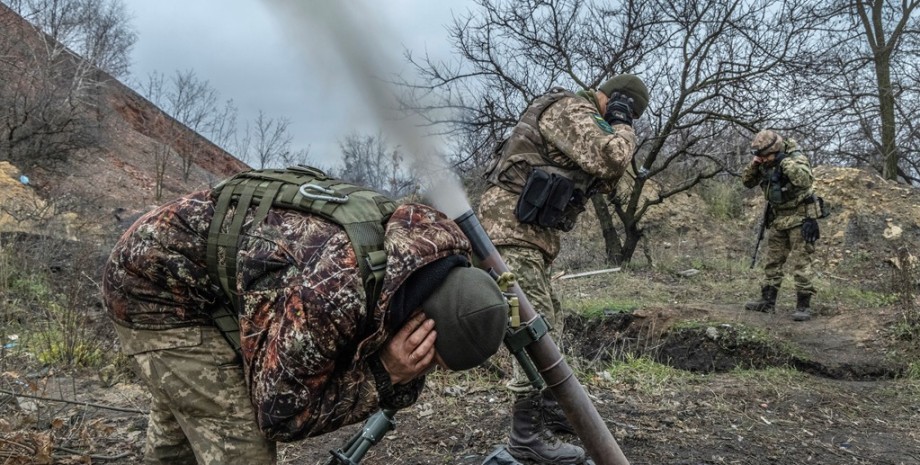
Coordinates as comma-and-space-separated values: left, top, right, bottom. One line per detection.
10, 274, 53, 301
31, 331, 105, 367
891, 320, 919, 342
903, 361, 920, 380
699, 180, 744, 220
599, 354, 692, 395
567, 297, 641, 317
830, 287, 899, 308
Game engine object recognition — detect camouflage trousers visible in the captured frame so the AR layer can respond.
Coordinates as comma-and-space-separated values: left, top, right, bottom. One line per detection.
114, 323, 276, 465
497, 245, 564, 395
762, 224, 817, 295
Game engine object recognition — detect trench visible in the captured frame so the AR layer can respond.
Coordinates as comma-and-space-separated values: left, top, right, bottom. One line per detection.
563, 313, 906, 381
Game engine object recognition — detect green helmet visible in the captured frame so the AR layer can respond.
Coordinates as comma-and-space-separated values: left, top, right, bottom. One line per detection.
599, 74, 649, 118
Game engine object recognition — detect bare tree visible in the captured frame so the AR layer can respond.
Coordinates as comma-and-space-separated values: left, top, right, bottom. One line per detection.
137, 69, 229, 180
205, 99, 238, 151
854, 0, 919, 181
0, 0, 134, 168
795, 1, 920, 183
136, 73, 173, 200
332, 132, 418, 199
167, 70, 219, 180
5, 0, 135, 77
233, 110, 295, 169
403, 0, 817, 264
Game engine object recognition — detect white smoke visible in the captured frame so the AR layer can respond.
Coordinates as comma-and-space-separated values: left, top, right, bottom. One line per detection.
263, 0, 472, 218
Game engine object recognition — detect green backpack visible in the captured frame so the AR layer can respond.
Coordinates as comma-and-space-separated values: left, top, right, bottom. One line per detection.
206, 166, 397, 356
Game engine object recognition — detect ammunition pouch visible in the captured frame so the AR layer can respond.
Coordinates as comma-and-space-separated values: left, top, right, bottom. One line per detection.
514, 168, 585, 232
804, 194, 829, 219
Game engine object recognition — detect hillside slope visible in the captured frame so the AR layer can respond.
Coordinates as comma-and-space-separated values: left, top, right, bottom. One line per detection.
0, 3, 248, 240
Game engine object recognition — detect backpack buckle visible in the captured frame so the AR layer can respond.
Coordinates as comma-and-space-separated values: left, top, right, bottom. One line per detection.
299, 184, 349, 203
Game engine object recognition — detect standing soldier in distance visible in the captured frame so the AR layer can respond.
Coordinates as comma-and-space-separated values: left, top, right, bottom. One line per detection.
478, 74, 647, 465
743, 129, 820, 321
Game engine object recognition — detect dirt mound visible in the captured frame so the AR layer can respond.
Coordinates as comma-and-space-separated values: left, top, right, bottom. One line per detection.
807, 166, 918, 267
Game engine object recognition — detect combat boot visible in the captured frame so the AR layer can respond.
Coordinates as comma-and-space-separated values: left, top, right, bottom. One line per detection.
540, 389, 576, 435
792, 292, 812, 321
744, 285, 778, 313
508, 392, 585, 465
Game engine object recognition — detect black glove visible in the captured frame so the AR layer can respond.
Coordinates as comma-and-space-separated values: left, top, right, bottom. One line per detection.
604, 92, 634, 127
801, 218, 820, 244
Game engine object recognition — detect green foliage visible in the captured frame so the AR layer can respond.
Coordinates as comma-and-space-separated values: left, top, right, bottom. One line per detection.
0, 242, 108, 369
10, 275, 53, 301
833, 287, 899, 308
905, 362, 920, 381
600, 354, 691, 395
568, 297, 640, 317
33, 330, 105, 367
891, 320, 918, 342
698, 180, 743, 220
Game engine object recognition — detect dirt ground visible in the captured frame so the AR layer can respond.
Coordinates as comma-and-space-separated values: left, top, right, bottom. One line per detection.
1, 284, 917, 465
1, 162, 918, 464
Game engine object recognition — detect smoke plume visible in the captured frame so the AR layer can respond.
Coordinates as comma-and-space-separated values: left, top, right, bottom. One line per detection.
264, 0, 472, 218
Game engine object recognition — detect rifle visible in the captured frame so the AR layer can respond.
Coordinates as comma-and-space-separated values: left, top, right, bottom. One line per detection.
325, 409, 397, 465
749, 203, 771, 269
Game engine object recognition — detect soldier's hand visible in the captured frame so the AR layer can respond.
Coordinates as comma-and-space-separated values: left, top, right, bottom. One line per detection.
801, 218, 820, 244
604, 92, 635, 127
379, 311, 437, 385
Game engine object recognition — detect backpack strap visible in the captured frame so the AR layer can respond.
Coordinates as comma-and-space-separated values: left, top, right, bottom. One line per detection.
206, 167, 396, 357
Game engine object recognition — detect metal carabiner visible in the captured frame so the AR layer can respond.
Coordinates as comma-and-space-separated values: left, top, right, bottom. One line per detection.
298, 184, 349, 203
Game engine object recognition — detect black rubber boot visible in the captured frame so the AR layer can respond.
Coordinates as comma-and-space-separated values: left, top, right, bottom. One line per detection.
744, 285, 778, 313
792, 292, 812, 321
508, 392, 585, 465
540, 389, 576, 435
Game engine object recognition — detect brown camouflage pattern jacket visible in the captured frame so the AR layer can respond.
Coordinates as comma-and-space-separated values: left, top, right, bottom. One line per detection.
478, 92, 637, 259
103, 190, 472, 441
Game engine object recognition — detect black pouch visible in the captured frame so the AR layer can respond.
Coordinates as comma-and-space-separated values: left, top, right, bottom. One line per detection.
515, 169, 553, 224
816, 196, 830, 218
557, 189, 589, 232
537, 174, 575, 229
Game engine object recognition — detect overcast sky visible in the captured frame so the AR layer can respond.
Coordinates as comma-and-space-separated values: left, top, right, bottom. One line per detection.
128, 0, 473, 166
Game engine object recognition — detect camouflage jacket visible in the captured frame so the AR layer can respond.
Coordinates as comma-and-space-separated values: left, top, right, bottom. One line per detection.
103, 191, 472, 441
742, 139, 816, 230
478, 91, 636, 259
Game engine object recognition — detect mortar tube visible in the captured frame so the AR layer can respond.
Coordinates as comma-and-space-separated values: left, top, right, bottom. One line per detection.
453, 210, 630, 465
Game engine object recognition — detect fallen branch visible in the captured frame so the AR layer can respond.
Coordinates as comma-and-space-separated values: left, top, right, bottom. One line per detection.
0, 388, 147, 414
0, 437, 34, 454
557, 267, 622, 280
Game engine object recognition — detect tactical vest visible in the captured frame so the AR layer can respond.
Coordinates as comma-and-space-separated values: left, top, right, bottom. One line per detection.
759, 148, 813, 211
484, 87, 597, 194
206, 166, 397, 356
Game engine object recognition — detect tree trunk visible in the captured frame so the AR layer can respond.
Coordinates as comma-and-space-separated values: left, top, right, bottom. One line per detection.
621, 221, 643, 265
591, 196, 624, 265
876, 52, 899, 181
